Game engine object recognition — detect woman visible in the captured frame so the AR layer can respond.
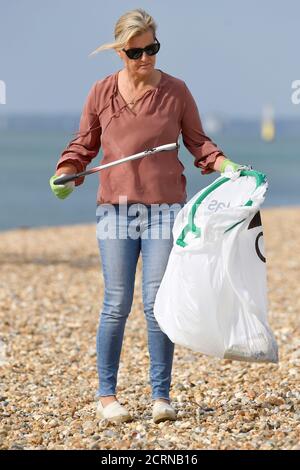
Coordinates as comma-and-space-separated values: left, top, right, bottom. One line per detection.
50, 8, 242, 424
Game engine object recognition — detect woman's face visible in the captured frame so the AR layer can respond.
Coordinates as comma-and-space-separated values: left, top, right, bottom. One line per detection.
117, 30, 157, 79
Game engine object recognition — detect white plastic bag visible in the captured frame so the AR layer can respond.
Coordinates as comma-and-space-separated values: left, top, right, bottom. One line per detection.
154, 168, 279, 363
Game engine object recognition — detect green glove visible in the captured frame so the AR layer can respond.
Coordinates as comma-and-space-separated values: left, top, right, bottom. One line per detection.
49, 174, 75, 200
220, 158, 243, 173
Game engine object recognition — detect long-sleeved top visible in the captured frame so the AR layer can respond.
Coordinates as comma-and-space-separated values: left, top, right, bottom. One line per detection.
56, 69, 226, 205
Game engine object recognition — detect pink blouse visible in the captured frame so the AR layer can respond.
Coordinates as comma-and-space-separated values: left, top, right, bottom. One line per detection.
56, 69, 225, 205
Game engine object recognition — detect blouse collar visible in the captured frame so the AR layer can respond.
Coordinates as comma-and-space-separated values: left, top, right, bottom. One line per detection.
112, 69, 165, 98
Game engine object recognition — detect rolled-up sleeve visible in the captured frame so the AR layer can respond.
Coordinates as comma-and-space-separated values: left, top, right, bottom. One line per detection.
56, 82, 101, 186
180, 82, 225, 175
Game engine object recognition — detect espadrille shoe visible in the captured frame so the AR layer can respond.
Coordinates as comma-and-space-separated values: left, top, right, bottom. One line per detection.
96, 400, 132, 423
152, 400, 177, 424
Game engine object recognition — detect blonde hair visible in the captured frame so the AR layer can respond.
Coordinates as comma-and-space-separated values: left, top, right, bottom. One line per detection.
88, 8, 157, 57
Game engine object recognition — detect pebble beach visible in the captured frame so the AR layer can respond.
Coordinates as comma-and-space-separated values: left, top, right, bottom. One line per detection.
0, 206, 299, 450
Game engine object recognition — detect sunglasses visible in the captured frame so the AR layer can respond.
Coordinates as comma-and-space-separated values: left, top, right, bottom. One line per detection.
122, 38, 160, 60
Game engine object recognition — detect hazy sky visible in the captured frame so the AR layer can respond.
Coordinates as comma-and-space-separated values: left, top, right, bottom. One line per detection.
0, 0, 299, 118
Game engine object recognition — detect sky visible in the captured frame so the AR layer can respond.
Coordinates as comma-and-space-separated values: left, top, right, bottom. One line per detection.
0, 0, 299, 118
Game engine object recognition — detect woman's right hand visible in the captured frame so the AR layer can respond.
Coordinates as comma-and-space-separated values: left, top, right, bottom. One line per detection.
49, 164, 77, 200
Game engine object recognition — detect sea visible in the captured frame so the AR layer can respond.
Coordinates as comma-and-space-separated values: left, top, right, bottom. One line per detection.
0, 115, 299, 232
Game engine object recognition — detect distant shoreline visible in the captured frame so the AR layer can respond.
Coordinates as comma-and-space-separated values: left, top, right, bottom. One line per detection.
1, 206, 299, 234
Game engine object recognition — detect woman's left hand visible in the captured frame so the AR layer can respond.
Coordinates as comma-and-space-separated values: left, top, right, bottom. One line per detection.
214, 156, 243, 173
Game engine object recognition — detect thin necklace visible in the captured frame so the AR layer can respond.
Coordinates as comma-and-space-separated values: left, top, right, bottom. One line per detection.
123, 70, 156, 107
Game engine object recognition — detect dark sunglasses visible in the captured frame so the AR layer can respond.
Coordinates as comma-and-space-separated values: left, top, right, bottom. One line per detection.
122, 38, 160, 60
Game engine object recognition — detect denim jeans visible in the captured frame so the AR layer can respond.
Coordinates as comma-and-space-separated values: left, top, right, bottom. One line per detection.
95, 202, 184, 401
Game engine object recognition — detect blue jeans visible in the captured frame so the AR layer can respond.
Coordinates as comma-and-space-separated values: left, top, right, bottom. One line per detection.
95, 202, 184, 401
